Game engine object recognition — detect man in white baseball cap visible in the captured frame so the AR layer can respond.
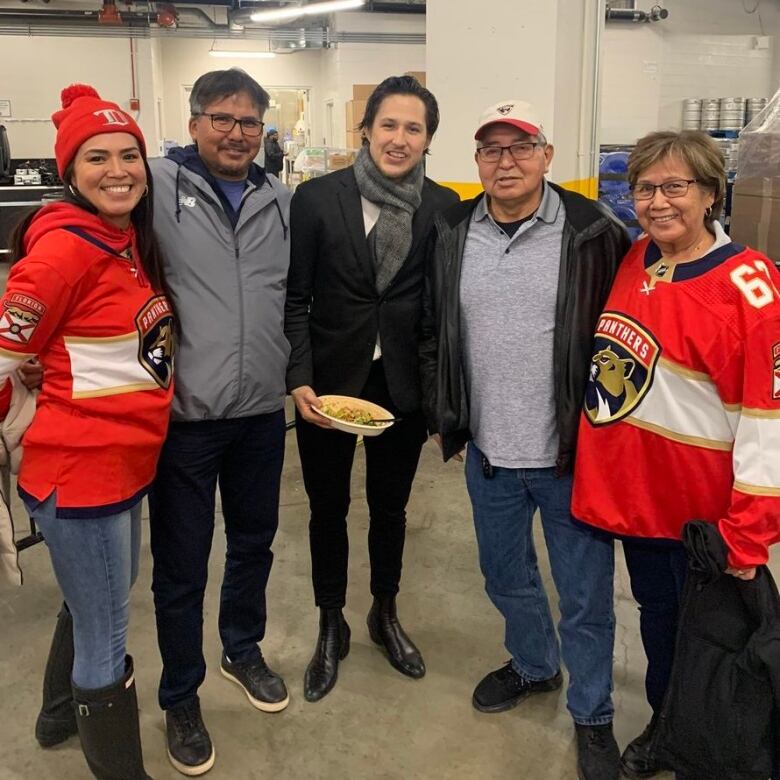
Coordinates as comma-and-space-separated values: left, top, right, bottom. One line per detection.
419, 100, 631, 780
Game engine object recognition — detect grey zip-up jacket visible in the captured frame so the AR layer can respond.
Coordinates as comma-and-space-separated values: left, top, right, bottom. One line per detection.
150, 146, 291, 421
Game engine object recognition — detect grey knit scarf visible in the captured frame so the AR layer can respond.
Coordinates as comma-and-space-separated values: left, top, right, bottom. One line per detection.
352, 145, 424, 294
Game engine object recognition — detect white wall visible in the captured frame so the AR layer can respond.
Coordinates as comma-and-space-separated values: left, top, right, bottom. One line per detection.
600, 0, 780, 145
426, 0, 561, 184
658, 34, 774, 130
0, 36, 156, 159
600, 25, 664, 145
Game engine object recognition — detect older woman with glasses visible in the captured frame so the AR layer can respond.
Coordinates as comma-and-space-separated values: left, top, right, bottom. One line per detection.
572, 130, 780, 779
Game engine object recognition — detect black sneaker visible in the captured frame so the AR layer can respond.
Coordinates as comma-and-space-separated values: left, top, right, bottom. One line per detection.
165, 699, 215, 777
472, 661, 563, 713
220, 651, 289, 713
575, 723, 620, 780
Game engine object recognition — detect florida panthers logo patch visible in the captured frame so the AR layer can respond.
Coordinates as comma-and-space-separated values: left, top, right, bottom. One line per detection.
0, 294, 46, 345
135, 296, 174, 389
772, 343, 780, 400
584, 312, 660, 426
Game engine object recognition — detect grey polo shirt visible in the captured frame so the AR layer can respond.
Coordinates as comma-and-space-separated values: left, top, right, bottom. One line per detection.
460, 181, 565, 468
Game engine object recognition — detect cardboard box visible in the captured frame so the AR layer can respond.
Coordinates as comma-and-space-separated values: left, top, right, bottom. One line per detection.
404, 71, 426, 86
729, 177, 780, 264
352, 84, 377, 101
346, 100, 367, 133
328, 150, 356, 171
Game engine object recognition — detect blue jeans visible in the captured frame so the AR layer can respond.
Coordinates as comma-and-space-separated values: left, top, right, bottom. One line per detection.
28, 492, 141, 690
149, 411, 285, 710
622, 538, 688, 713
465, 443, 615, 725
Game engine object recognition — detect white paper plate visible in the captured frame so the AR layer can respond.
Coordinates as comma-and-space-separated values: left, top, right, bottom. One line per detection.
311, 395, 394, 437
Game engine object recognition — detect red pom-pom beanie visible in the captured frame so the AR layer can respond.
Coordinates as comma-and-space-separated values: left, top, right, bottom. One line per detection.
52, 84, 146, 177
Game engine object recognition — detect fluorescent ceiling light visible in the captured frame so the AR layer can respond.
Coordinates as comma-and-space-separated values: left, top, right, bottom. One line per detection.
250, 0, 365, 24
209, 50, 277, 58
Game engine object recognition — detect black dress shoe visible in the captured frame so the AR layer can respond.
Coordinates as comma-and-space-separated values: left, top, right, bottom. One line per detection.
366, 595, 425, 679
303, 608, 350, 703
621, 715, 667, 778
575, 723, 620, 780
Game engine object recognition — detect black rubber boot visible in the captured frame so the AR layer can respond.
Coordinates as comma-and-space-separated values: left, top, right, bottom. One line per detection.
36, 603, 78, 748
367, 595, 426, 679
72, 656, 152, 779
303, 608, 350, 703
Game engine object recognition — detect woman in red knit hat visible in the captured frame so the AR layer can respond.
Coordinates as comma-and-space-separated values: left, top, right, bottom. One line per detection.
7, 84, 173, 779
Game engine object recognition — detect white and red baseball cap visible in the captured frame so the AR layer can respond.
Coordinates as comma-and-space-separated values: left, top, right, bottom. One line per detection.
475, 100, 544, 140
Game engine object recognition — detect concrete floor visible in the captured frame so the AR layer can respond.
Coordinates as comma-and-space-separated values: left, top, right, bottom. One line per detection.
1, 428, 778, 780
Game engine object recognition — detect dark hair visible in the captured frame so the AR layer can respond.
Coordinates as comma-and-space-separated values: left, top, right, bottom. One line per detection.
628, 130, 726, 226
358, 75, 440, 147
9, 159, 172, 306
189, 68, 270, 116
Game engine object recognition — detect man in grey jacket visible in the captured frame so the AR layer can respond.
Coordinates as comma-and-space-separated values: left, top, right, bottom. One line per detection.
148, 68, 291, 777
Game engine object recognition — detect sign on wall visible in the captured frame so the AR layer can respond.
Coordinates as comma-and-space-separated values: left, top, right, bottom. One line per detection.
0, 100, 11, 118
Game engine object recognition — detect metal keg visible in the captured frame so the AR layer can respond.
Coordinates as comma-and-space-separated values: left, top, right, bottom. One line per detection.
720, 97, 746, 110
746, 97, 768, 124
682, 98, 701, 129
700, 98, 720, 131
719, 97, 745, 131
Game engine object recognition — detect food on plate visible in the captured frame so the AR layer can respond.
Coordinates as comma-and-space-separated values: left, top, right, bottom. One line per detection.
320, 402, 379, 426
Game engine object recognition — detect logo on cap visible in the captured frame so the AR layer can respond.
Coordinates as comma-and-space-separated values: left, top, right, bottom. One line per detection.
497, 104, 514, 115
93, 108, 130, 127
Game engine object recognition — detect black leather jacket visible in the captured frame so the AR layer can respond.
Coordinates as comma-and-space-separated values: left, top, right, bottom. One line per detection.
419, 182, 631, 473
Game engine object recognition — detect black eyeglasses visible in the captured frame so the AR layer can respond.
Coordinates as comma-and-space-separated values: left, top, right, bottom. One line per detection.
631, 179, 698, 200
476, 142, 542, 163
197, 113, 265, 137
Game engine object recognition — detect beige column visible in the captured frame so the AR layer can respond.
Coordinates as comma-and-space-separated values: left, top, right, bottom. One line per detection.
426, 0, 605, 199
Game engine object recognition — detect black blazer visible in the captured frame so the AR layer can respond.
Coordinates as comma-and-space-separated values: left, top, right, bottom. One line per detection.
285, 166, 458, 414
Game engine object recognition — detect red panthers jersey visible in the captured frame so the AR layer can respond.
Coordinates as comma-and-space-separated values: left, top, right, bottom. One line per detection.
573, 235, 780, 568
1, 203, 174, 517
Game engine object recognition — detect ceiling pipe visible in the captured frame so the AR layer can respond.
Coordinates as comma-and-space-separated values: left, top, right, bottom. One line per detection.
366, 1, 425, 12
605, 4, 668, 22
0, 7, 156, 24
0, 5, 182, 26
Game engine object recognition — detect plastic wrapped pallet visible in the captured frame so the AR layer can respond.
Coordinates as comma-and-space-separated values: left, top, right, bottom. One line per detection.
730, 88, 780, 263
293, 147, 357, 181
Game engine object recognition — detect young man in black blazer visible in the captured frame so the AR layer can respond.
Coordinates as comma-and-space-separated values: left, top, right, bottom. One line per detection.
285, 75, 458, 702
